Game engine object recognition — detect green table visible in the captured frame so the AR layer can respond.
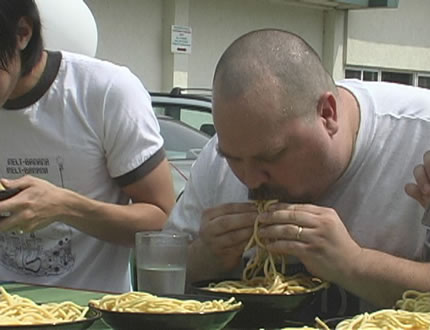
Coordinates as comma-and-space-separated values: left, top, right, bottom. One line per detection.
1, 282, 112, 329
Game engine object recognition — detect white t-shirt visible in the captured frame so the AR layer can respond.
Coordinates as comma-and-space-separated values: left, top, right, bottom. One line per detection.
165, 79, 430, 313
0, 51, 164, 292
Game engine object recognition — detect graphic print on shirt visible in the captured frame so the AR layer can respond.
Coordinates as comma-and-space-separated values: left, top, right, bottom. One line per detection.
0, 155, 75, 277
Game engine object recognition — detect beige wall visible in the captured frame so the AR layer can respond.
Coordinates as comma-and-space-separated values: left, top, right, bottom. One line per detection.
83, 0, 430, 91
84, 0, 326, 92
187, 0, 325, 88
347, 0, 430, 72
84, 0, 165, 90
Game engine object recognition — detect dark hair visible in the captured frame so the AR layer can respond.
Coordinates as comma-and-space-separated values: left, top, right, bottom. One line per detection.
0, 0, 43, 76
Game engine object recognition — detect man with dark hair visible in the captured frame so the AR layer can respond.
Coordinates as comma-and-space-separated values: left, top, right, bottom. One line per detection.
165, 29, 430, 317
0, 0, 175, 292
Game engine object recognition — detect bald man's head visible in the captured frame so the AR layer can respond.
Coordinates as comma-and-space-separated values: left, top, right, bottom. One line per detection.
213, 29, 337, 119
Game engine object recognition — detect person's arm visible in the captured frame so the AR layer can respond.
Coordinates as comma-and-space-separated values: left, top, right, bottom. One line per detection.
0, 158, 175, 247
336, 248, 430, 307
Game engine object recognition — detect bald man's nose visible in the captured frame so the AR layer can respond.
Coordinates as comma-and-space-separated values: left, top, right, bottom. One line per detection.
241, 162, 270, 190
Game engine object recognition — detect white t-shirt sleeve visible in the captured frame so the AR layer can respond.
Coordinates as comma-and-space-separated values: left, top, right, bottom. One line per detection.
100, 67, 163, 178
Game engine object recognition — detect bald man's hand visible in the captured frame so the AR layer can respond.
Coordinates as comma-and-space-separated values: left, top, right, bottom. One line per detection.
199, 202, 258, 272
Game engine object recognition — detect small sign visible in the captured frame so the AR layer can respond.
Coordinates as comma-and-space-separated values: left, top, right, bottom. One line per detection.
171, 25, 192, 54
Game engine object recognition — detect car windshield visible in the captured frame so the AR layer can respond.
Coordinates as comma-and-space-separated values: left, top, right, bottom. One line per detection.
158, 116, 210, 160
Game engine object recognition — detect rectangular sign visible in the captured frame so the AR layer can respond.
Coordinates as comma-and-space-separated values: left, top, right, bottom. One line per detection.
171, 25, 192, 54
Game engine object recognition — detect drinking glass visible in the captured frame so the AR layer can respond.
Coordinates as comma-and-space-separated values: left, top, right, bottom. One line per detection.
135, 231, 188, 295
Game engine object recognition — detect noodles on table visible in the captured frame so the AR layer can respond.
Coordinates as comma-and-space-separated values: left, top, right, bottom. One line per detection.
0, 286, 88, 325
207, 200, 328, 294
89, 291, 241, 313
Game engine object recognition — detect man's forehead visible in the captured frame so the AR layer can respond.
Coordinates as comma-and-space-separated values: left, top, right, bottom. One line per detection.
217, 131, 288, 160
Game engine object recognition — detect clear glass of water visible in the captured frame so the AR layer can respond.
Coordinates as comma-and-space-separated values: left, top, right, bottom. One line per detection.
135, 231, 188, 295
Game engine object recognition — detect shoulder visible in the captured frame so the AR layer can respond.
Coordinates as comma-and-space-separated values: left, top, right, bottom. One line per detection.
60, 51, 143, 89
58, 51, 150, 109
337, 79, 430, 118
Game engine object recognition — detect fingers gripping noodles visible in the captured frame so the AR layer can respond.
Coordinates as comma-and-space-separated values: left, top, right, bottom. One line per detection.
207, 200, 328, 294
0, 287, 88, 325
89, 291, 241, 313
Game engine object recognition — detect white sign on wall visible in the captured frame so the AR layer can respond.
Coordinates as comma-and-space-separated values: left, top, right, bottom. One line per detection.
171, 25, 192, 54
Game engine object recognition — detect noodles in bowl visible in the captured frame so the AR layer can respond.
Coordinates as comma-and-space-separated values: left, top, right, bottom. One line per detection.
0, 286, 101, 329
89, 291, 242, 330
319, 310, 430, 329
318, 289, 430, 329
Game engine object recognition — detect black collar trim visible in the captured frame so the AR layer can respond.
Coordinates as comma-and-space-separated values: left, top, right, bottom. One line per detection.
4, 51, 62, 110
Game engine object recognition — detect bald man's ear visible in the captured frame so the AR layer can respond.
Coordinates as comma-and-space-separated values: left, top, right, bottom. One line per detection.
16, 17, 33, 50
317, 92, 338, 136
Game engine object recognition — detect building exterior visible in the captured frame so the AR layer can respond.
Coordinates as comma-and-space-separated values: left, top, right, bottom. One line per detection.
83, 0, 430, 91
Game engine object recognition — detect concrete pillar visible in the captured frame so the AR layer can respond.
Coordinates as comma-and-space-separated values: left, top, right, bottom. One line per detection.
162, 0, 190, 92
322, 9, 346, 81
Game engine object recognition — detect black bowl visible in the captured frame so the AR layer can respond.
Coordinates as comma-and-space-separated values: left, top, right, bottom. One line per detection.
191, 278, 328, 329
0, 308, 102, 330
89, 293, 242, 330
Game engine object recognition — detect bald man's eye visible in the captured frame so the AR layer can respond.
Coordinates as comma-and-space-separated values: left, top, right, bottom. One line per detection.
216, 146, 240, 161
260, 149, 287, 162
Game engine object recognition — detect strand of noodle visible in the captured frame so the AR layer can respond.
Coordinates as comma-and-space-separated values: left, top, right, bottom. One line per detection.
314, 316, 330, 330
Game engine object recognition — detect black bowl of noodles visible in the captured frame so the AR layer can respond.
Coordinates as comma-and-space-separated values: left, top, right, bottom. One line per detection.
88, 292, 242, 330
191, 277, 329, 329
0, 308, 102, 330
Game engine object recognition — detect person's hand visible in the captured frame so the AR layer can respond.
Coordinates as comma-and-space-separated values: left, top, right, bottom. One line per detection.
257, 203, 362, 284
199, 202, 258, 272
405, 150, 430, 209
0, 176, 67, 233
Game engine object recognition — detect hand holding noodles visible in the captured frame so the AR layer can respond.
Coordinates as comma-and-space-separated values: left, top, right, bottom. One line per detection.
207, 200, 328, 294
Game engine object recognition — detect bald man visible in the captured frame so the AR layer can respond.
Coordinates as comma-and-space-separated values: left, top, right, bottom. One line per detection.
165, 29, 430, 318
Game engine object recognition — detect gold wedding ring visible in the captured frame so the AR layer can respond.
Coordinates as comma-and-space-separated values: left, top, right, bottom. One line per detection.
296, 225, 303, 240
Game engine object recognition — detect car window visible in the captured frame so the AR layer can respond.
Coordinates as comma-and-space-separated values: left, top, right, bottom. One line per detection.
157, 116, 210, 160
153, 105, 214, 134
180, 108, 213, 132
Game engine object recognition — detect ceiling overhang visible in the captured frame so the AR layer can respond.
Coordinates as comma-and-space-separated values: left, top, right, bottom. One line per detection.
274, 0, 399, 9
